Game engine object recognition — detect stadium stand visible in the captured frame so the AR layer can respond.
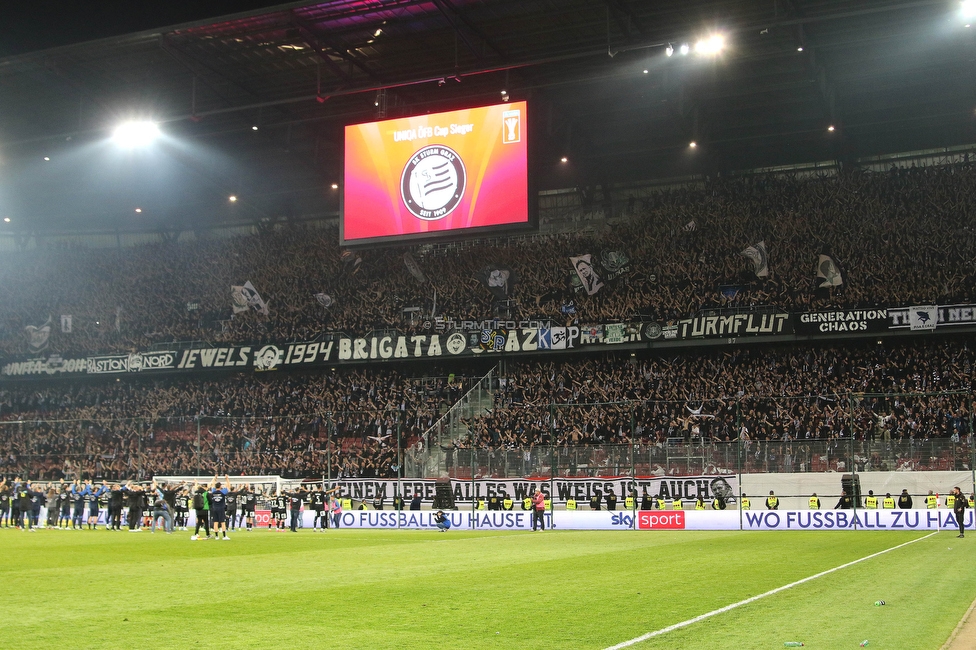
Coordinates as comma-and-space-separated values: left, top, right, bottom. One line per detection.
3, 163, 976, 357
1, 339, 971, 479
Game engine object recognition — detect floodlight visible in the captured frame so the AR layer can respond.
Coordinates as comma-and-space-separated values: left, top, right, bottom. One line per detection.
665, 44, 674, 57
679, 43, 690, 56
331, 183, 339, 190
827, 125, 835, 132
695, 34, 725, 56
963, 0, 976, 20
229, 195, 238, 203
134, 208, 142, 213
560, 156, 568, 163
689, 141, 697, 148
252, 125, 259, 131
113, 121, 160, 148
3, 217, 10, 223
43, 156, 50, 161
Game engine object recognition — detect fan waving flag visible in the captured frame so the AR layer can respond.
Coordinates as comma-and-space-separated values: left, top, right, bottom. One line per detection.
231, 281, 269, 315
478, 264, 517, 300
570, 254, 604, 295
816, 254, 844, 287
740, 241, 769, 278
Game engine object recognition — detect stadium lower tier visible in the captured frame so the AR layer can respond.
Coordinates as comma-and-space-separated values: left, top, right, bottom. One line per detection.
0, 338, 973, 481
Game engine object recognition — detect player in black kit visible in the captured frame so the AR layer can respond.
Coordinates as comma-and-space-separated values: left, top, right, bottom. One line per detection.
310, 485, 327, 531
225, 484, 239, 532
285, 487, 306, 532
56, 481, 72, 529
273, 491, 288, 531
107, 484, 124, 530
174, 488, 190, 531
239, 486, 257, 530
0, 479, 10, 527
123, 483, 145, 531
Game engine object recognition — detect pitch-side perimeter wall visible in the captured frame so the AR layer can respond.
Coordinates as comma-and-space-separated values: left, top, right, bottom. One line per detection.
45, 506, 973, 531
740, 470, 974, 510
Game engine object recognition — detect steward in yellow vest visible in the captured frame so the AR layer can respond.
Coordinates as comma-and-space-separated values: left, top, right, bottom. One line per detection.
808, 494, 821, 509
946, 494, 956, 509
655, 497, 666, 510
624, 496, 635, 510
970, 495, 975, 509
882, 494, 895, 509
672, 498, 683, 510
712, 498, 726, 510
565, 499, 577, 510
765, 492, 779, 510
740, 495, 751, 510
503, 498, 514, 510
926, 492, 938, 508
695, 497, 706, 510
522, 497, 532, 511
476, 499, 487, 510
865, 492, 878, 509
341, 498, 352, 511
543, 499, 552, 510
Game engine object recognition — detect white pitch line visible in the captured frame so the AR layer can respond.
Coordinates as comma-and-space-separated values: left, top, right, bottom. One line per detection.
604, 531, 939, 650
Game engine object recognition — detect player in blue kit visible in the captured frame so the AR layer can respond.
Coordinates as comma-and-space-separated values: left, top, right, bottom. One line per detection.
209, 476, 231, 540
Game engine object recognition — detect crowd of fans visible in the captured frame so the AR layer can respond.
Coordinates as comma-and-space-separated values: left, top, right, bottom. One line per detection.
0, 370, 466, 480
1, 339, 972, 479
3, 162, 976, 357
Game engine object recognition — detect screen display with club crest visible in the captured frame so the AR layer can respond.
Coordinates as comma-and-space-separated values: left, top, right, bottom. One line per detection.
342, 101, 529, 245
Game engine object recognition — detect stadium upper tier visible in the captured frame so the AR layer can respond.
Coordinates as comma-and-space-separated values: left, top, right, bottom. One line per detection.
3, 163, 976, 358
0, 340, 971, 480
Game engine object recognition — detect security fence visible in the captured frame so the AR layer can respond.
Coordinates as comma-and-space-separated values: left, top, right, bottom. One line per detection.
1, 391, 972, 494
408, 391, 972, 478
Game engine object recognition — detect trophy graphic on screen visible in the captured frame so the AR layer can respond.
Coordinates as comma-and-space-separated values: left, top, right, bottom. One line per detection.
502, 109, 521, 144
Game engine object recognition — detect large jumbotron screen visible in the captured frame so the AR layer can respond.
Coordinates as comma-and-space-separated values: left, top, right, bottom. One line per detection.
341, 101, 530, 246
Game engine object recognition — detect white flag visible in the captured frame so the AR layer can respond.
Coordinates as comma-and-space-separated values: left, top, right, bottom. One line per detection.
231, 286, 248, 314
231, 281, 269, 315
908, 306, 937, 331
25, 317, 52, 353
570, 254, 604, 295
816, 254, 843, 287
740, 241, 769, 278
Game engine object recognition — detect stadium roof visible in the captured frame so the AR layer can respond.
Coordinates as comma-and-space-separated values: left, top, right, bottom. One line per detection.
1, 0, 974, 233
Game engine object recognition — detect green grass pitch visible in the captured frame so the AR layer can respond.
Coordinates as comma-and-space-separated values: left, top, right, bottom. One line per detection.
1, 527, 972, 649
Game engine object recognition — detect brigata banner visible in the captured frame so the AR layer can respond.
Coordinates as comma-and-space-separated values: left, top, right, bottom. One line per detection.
321, 475, 738, 505
9, 303, 976, 381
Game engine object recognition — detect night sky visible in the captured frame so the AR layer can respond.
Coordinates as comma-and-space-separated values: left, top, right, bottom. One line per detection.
0, 1, 291, 57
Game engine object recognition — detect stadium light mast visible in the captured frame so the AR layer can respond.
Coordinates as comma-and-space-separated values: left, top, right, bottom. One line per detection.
963, 0, 976, 20
112, 120, 160, 148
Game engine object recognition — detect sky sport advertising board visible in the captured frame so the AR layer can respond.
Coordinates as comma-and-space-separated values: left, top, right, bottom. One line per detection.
342, 101, 529, 245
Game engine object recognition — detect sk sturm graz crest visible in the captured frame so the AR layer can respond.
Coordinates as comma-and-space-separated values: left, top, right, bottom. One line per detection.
400, 145, 466, 221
